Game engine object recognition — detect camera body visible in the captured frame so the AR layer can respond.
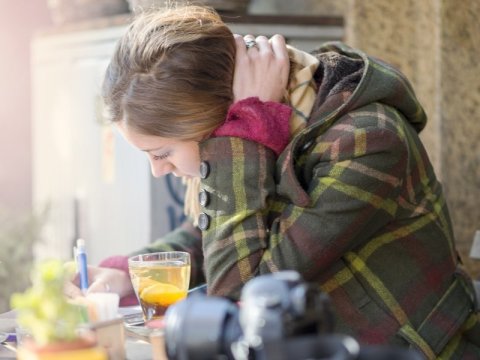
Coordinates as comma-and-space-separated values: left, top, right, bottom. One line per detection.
164, 271, 421, 360
238, 271, 332, 346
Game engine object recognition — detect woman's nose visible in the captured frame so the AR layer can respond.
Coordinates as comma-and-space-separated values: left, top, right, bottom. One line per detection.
149, 158, 173, 178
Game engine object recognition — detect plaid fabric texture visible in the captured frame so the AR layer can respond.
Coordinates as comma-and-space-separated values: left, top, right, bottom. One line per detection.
137, 42, 480, 357
198, 42, 480, 358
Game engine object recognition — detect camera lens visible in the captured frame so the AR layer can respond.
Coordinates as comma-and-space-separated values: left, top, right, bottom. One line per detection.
164, 294, 242, 360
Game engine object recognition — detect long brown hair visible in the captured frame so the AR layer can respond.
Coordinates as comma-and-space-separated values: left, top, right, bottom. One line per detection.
102, 5, 236, 140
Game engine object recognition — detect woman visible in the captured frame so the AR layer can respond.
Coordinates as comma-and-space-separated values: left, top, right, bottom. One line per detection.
66, 5, 480, 358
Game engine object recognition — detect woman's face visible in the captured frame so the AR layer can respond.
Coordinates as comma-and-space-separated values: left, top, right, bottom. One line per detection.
117, 122, 201, 178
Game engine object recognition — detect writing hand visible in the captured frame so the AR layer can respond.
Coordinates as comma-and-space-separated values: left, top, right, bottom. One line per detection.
64, 265, 133, 299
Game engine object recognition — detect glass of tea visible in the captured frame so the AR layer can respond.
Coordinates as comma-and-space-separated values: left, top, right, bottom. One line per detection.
128, 251, 191, 321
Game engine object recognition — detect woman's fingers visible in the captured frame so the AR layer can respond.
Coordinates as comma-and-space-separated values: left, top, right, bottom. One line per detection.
65, 265, 107, 298
64, 280, 83, 299
232, 33, 290, 103
269, 35, 290, 90
233, 33, 246, 59
269, 34, 288, 60
88, 268, 134, 297
87, 278, 111, 294
255, 35, 269, 54
64, 265, 133, 299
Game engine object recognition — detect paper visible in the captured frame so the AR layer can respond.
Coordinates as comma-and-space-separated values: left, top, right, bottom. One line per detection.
86, 293, 120, 322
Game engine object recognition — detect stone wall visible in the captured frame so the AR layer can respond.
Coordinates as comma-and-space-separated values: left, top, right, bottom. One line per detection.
249, 0, 347, 16
438, 0, 480, 275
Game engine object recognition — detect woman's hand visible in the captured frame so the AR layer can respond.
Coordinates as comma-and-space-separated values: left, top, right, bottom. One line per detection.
64, 265, 134, 299
232, 34, 290, 103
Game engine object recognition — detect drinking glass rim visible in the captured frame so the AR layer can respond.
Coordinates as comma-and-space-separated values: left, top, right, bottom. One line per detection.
128, 251, 190, 265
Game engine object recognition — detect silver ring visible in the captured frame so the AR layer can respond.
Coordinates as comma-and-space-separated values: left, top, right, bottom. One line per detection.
245, 39, 258, 50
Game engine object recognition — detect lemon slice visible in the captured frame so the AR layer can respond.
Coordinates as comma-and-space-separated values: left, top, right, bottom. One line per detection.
140, 282, 187, 306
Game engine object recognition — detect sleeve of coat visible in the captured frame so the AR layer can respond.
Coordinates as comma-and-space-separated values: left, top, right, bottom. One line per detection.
199, 111, 409, 299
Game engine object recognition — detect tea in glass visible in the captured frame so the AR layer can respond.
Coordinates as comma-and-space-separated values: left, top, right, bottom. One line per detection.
128, 252, 190, 321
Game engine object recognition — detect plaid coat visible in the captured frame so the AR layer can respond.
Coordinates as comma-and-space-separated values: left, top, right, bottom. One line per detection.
138, 42, 480, 358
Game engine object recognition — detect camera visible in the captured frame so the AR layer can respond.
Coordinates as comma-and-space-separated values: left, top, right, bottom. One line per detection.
164, 271, 422, 360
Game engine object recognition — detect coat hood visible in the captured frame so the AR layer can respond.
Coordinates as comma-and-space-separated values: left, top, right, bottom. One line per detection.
277, 42, 428, 207
308, 42, 427, 133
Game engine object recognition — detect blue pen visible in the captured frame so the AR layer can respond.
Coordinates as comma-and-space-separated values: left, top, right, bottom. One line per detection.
76, 238, 89, 294
0, 332, 16, 343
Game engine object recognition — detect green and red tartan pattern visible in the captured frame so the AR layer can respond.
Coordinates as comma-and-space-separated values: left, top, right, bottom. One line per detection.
196, 43, 480, 357
199, 103, 480, 358
135, 43, 480, 357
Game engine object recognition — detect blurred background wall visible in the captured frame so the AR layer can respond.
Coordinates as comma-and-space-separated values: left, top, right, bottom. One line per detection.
0, 1, 51, 215
0, 0, 51, 312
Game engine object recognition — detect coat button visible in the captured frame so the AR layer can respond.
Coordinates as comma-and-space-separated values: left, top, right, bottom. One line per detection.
199, 189, 210, 207
198, 213, 210, 231
199, 161, 210, 179
301, 139, 314, 152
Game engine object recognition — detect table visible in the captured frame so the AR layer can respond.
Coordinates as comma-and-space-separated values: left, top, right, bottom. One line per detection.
0, 308, 163, 360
